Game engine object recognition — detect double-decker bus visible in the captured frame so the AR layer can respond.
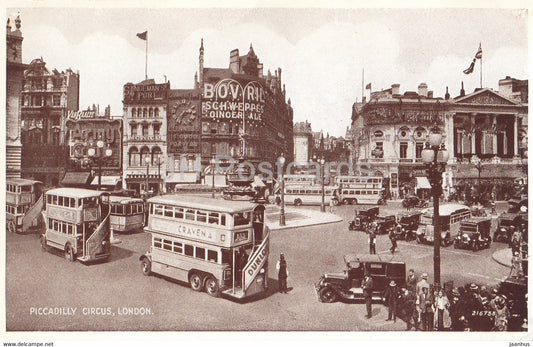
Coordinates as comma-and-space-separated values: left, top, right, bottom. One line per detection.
40, 188, 111, 263
336, 176, 384, 205
416, 203, 471, 246
140, 195, 269, 300
105, 195, 145, 233
6, 179, 44, 233
281, 185, 340, 206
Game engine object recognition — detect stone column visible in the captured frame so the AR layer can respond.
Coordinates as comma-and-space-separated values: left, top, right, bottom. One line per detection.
470, 115, 476, 156
492, 115, 498, 156
514, 113, 519, 158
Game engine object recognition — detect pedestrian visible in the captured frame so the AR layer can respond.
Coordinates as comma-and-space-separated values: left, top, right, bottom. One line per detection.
419, 286, 434, 331
388, 227, 397, 254
434, 289, 451, 331
490, 199, 496, 215
492, 296, 510, 331
416, 273, 430, 295
276, 253, 288, 293
510, 226, 522, 254
510, 251, 523, 279
362, 270, 373, 319
368, 229, 376, 254
403, 288, 418, 331
329, 197, 334, 213
383, 280, 398, 322
406, 269, 417, 293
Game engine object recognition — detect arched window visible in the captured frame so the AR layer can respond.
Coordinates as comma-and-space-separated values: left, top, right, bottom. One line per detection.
129, 146, 140, 166
152, 146, 162, 165
140, 146, 151, 166
154, 107, 159, 117
143, 108, 147, 118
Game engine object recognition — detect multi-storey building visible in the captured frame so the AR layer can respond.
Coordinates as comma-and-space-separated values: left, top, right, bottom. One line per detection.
350, 79, 527, 197
122, 79, 168, 194
199, 41, 294, 167
20, 58, 79, 187
293, 121, 313, 166
6, 15, 26, 179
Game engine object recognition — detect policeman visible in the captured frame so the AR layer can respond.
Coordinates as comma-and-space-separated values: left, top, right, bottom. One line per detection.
362, 270, 374, 319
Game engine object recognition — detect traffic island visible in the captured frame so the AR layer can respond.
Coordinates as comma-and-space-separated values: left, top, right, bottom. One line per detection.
265, 206, 343, 231
492, 248, 513, 268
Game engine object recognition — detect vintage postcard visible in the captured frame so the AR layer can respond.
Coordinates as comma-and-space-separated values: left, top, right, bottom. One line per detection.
2, 1, 530, 345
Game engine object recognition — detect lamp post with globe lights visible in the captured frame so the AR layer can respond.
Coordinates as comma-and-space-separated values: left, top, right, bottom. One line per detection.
145, 156, 151, 196
87, 140, 113, 191
421, 130, 449, 288
279, 154, 286, 226
210, 156, 216, 198
313, 154, 326, 212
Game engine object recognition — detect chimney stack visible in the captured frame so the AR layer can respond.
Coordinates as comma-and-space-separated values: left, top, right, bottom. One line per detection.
418, 83, 428, 97
445, 86, 450, 100
391, 84, 400, 95
427, 91, 433, 98
460, 82, 465, 97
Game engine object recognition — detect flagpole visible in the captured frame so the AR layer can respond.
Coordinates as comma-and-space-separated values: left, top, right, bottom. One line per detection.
480, 56, 482, 88
145, 34, 148, 80
362, 68, 364, 101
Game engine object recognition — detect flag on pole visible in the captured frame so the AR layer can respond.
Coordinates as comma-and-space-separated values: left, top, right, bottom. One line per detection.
463, 58, 476, 75
475, 43, 482, 59
137, 31, 147, 40
365, 83, 372, 90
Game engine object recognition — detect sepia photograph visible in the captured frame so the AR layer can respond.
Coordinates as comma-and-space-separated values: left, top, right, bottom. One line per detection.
2, 0, 530, 344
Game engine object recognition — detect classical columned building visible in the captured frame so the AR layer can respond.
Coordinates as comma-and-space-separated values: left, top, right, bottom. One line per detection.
6, 16, 26, 179
122, 80, 168, 194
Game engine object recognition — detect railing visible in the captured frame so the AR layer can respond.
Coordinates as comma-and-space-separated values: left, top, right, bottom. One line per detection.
22, 194, 44, 233
85, 211, 110, 260
242, 230, 270, 292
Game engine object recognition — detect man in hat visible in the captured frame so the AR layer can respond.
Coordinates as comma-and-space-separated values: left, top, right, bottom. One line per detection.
362, 270, 374, 318
388, 227, 398, 253
418, 286, 434, 331
368, 228, 377, 254
406, 269, 417, 293
276, 253, 288, 293
510, 226, 522, 254
383, 280, 399, 322
510, 251, 523, 278
403, 288, 418, 330
416, 273, 430, 295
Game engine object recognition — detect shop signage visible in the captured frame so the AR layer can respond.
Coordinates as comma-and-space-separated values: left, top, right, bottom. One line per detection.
366, 107, 444, 126
202, 78, 264, 124
123, 83, 168, 103
66, 110, 101, 120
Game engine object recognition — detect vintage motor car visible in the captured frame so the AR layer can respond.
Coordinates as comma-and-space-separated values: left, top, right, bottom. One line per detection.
396, 211, 422, 241
402, 195, 428, 209
453, 218, 492, 251
315, 254, 406, 303
348, 206, 379, 231
494, 212, 524, 243
374, 215, 396, 235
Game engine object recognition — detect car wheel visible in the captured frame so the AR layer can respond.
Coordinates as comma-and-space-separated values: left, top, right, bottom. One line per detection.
472, 243, 479, 252
65, 244, 75, 262
7, 220, 16, 233
453, 242, 459, 249
141, 258, 151, 276
294, 199, 302, 206
342, 198, 349, 205
318, 287, 337, 303
205, 275, 220, 297
189, 272, 204, 292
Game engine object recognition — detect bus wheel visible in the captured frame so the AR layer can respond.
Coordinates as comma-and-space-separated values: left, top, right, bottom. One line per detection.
332, 199, 339, 206
7, 221, 16, 233
342, 199, 349, 205
141, 258, 151, 276
294, 199, 302, 206
189, 273, 204, 292
205, 275, 220, 297
353, 199, 358, 205
40, 236, 48, 252
65, 244, 75, 262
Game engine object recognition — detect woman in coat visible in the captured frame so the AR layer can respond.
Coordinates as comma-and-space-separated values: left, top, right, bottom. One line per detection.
434, 289, 451, 330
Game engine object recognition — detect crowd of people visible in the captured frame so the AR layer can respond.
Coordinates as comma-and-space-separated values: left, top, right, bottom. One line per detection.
381, 269, 527, 331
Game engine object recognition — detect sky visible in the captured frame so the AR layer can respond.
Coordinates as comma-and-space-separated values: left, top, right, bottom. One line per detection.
5, 3, 529, 137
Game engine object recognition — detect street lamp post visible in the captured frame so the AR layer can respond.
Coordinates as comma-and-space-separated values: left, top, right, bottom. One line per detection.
87, 140, 113, 191
145, 156, 151, 195
155, 156, 164, 194
421, 131, 449, 288
320, 158, 326, 213
211, 156, 216, 199
279, 155, 286, 226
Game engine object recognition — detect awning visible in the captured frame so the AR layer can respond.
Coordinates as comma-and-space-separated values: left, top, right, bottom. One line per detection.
61, 172, 92, 186
90, 176, 121, 186
415, 176, 432, 190
165, 172, 199, 184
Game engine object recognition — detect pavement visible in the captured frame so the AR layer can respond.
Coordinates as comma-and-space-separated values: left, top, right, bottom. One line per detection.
264, 205, 343, 231
491, 247, 514, 268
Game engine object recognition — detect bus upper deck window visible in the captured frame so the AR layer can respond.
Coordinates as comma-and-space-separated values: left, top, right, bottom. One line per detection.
208, 212, 219, 224
220, 214, 226, 226
21, 185, 31, 192
154, 204, 164, 216
185, 209, 195, 221
52, 195, 58, 205
174, 207, 183, 219
164, 205, 173, 217
197, 211, 207, 223
233, 212, 250, 226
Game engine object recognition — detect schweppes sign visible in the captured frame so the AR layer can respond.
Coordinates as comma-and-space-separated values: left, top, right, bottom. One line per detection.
243, 235, 269, 291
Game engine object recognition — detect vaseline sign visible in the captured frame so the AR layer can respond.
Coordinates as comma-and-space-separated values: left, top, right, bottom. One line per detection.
202, 78, 264, 123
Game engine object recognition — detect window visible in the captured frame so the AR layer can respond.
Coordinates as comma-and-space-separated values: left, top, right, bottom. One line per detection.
233, 212, 250, 226
207, 250, 218, 263
154, 204, 164, 216
130, 124, 137, 136
153, 237, 162, 248
173, 242, 183, 253
185, 209, 195, 221
52, 95, 61, 106
153, 124, 160, 136
67, 224, 73, 235
374, 142, 384, 158
164, 205, 173, 217
52, 195, 58, 205
163, 239, 172, 251
197, 211, 207, 223
131, 108, 137, 117
184, 244, 194, 256
195, 247, 206, 260
175, 207, 184, 219
220, 214, 226, 226
208, 212, 219, 224
400, 142, 408, 159
416, 142, 424, 159
142, 125, 149, 137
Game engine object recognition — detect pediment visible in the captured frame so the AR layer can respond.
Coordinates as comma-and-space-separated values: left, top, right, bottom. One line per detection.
455, 89, 518, 106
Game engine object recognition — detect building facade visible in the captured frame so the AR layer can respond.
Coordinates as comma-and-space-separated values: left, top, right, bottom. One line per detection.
122, 80, 168, 194
293, 121, 313, 166
20, 58, 79, 187
6, 16, 26, 179
199, 42, 294, 167
350, 80, 527, 197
